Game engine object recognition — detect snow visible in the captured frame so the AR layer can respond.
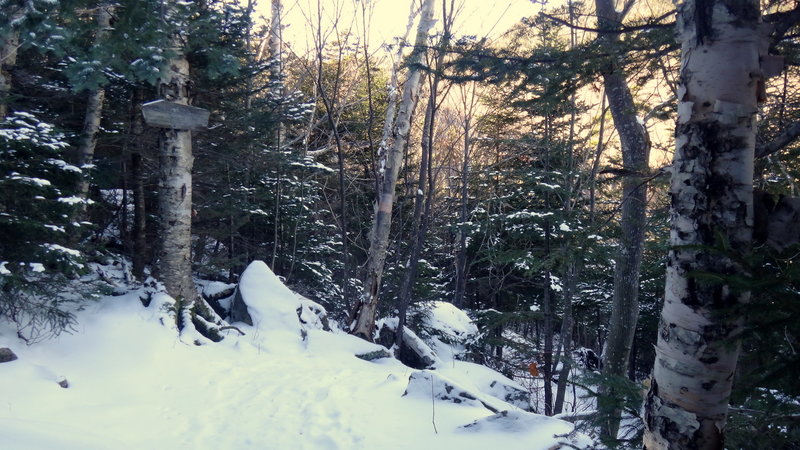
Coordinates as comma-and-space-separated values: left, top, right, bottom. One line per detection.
559, 223, 571, 232
9, 173, 51, 187
58, 196, 93, 205
549, 274, 563, 292
200, 281, 235, 299
42, 244, 81, 257
0, 261, 9, 275
0, 263, 591, 449
45, 158, 82, 173
418, 301, 478, 363
506, 210, 553, 220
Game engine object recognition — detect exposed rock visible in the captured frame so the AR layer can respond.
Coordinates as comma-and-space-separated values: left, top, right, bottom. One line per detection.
0, 347, 17, 363
355, 349, 392, 362
57, 376, 69, 388
460, 410, 550, 432
575, 347, 601, 370
228, 285, 253, 326
376, 319, 439, 369
754, 190, 800, 251
297, 296, 330, 331
202, 282, 236, 318
402, 370, 501, 413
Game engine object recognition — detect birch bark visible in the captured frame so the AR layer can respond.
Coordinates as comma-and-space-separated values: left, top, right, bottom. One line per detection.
156, 7, 198, 311
75, 4, 114, 208
349, 0, 436, 340
643, 2, 762, 448
0, 5, 24, 120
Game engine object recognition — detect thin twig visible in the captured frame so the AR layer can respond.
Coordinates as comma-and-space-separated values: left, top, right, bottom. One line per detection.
431, 374, 438, 434
219, 325, 246, 336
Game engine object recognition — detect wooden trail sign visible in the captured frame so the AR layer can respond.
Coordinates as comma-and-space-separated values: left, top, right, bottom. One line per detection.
142, 100, 210, 131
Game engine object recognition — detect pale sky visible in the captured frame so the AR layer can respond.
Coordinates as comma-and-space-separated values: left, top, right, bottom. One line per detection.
255, 0, 542, 57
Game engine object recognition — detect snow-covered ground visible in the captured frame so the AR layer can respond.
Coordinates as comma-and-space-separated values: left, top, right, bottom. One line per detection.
0, 262, 591, 449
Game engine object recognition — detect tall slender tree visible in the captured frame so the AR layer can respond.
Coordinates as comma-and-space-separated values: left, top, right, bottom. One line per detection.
155, 2, 198, 312
74, 3, 114, 209
0, 2, 25, 120
593, 0, 651, 440
350, 0, 436, 340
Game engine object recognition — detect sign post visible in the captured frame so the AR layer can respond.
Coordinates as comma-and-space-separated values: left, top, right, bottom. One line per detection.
142, 100, 210, 131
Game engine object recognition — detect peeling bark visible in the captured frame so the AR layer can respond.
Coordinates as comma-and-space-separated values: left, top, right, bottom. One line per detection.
643, 1, 762, 448
0, 5, 24, 120
349, 0, 436, 340
155, 8, 198, 313
75, 4, 114, 210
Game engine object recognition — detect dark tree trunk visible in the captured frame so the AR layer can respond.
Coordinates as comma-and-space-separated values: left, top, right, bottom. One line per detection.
594, 0, 651, 440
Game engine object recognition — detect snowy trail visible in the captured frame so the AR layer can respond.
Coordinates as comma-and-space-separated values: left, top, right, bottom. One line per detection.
0, 265, 590, 449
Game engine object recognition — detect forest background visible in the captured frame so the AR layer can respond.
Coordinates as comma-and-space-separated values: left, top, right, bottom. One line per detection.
1, 0, 799, 447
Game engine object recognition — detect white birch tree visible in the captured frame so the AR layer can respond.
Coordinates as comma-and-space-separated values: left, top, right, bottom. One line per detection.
75, 3, 114, 209
155, 3, 199, 313
349, 0, 436, 340
0, 3, 25, 121
643, 1, 765, 447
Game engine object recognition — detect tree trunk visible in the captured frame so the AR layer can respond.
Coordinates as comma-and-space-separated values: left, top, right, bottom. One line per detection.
555, 10, 579, 414
643, 2, 762, 448
395, 96, 433, 349
542, 250, 553, 416
155, 9, 198, 312
131, 88, 148, 280
349, 0, 436, 340
268, 0, 284, 272
594, 0, 651, 440
312, 0, 350, 306
268, 0, 282, 84
75, 4, 113, 208
453, 115, 471, 309
554, 262, 576, 414
0, 6, 24, 120
375, 2, 420, 183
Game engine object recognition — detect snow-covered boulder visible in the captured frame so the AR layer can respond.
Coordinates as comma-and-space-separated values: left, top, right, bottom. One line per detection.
486, 379, 531, 412
414, 301, 478, 362
443, 361, 532, 411
227, 261, 326, 348
199, 280, 236, 317
402, 370, 504, 413
376, 318, 440, 369
296, 295, 330, 331
456, 410, 593, 449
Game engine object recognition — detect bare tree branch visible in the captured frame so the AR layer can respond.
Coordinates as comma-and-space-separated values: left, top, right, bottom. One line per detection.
756, 121, 800, 158
538, 10, 674, 34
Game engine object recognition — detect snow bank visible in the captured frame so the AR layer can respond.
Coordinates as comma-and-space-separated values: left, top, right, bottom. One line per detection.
0, 263, 591, 449
417, 301, 478, 363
